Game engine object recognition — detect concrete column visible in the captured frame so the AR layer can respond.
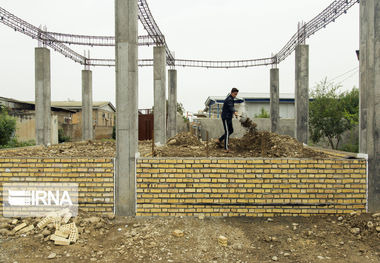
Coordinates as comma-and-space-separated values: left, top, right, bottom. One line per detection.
270, 68, 280, 133
295, 44, 309, 144
81, 70, 93, 141
115, 0, 138, 216
35, 47, 51, 146
359, 0, 380, 212
153, 46, 167, 145
167, 69, 177, 139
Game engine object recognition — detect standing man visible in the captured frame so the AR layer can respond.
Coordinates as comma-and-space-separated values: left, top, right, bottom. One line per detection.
216, 88, 239, 152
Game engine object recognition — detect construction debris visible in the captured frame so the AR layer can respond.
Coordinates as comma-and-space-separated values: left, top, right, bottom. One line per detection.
12, 223, 27, 233
18, 224, 34, 234
218, 235, 228, 247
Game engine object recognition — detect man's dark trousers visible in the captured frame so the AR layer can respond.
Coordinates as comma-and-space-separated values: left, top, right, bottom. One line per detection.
219, 118, 234, 150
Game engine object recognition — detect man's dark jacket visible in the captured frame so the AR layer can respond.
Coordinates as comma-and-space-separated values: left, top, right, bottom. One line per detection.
221, 94, 236, 120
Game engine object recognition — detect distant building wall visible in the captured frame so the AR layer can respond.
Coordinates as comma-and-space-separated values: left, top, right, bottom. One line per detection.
13, 113, 58, 144
209, 102, 295, 119
94, 126, 113, 140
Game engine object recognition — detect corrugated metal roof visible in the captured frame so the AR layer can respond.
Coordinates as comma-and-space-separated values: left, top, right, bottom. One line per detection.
24, 101, 116, 112
51, 101, 110, 108
0, 97, 75, 112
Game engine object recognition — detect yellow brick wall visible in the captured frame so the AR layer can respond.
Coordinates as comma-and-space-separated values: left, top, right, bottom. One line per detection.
0, 157, 368, 217
0, 158, 114, 214
136, 158, 367, 217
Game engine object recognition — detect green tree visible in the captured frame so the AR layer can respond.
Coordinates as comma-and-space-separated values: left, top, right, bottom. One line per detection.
339, 87, 359, 152
340, 87, 359, 126
254, 107, 270, 118
163, 100, 186, 115
309, 79, 357, 150
0, 106, 17, 146
176, 102, 185, 115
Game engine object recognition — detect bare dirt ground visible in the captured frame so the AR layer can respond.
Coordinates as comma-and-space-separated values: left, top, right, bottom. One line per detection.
0, 213, 380, 263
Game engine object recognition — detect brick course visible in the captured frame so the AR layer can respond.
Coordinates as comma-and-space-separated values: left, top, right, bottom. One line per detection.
136, 158, 367, 217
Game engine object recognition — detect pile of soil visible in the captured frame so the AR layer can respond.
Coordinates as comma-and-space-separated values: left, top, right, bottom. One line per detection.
155, 118, 329, 159
232, 130, 325, 158
167, 133, 203, 147
1, 213, 380, 262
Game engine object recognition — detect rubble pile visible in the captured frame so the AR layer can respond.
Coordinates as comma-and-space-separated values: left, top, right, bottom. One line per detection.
155, 119, 328, 158
167, 132, 203, 147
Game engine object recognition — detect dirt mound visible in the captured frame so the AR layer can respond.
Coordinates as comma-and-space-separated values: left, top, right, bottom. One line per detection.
232, 130, 324, 158
156, 118, 328, 159
167, 132, 203, 147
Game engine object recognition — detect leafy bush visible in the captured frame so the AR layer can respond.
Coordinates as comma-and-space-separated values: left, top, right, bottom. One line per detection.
0, 106, 16, 146
254, 108, 270, 118
0, 138, 35, 149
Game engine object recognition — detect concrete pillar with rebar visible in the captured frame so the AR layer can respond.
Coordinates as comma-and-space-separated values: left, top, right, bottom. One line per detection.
359, 0, 380, 212
154, 46, 167, 145
82, 70, 93, 141
115, 0, 138, 216
35, 47, 51, 146
295, 44, 309, 144
167, 69, 177, 139
270, 68, 280, 133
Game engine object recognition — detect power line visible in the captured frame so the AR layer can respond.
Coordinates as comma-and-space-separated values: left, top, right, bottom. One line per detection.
337, 69, 359, 84
329, 66, 359, 82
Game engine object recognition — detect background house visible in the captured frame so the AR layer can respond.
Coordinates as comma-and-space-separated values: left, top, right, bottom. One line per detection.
50, 101, 116, 141
0, 96, 74, 144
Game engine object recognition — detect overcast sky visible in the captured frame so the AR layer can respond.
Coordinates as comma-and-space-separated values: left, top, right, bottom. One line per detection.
0, 0, 359, 113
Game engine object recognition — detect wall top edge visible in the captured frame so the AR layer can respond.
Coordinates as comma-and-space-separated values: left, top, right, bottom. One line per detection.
0, 157, 115, 160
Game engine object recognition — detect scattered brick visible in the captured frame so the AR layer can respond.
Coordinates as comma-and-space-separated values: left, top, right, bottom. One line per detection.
18, 224, 34, 234
218, 235, 228, 247
13, 223, 27, 233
